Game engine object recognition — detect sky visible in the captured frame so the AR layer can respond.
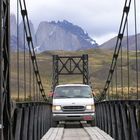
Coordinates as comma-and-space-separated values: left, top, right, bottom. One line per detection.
10, 0, 140, 45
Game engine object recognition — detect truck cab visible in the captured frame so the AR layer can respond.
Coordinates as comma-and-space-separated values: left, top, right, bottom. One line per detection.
52, 84, 95, 126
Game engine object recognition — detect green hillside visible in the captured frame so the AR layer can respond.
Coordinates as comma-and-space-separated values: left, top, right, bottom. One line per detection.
11, 48, 140, 100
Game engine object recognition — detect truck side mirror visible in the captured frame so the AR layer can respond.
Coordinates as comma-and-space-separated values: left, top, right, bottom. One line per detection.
48, 92, 53, 98
92, 91, 95, 97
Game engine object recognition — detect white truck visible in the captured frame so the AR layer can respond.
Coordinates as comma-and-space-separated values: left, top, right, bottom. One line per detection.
52, 84, 95, 126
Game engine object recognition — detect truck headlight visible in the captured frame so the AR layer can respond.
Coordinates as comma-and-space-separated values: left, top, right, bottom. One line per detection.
86, 105, 95, 111
52, 105, 61, 111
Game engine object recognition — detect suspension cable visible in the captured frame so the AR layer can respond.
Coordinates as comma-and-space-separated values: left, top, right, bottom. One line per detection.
134, 0, 138, 99
111, 79, 113, 99
120, 41, 124, 99
17, 0, 20, 101
115, 65, 118, 99
33, 67, 35, 101
36, 80, 38, 101
29, 51, 32, 99
98, 0, 132, 101
19, 0, 48, 101
126, 18, 130, 99
23, 17, 26, 101
107, 86, 109, 100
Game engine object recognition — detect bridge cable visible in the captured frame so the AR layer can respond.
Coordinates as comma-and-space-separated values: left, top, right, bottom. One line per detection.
29, 51, 32, 98
115, 65, 118, 98
33, 67, 35, 100
107, 87, 110, 100
98, 0, 132, 101
111, 79, 113, 99
126, 17, 130, 99
134, 0, 139, 99
120, 40, 124, 99
36, 81, 39, 101
17, 0, 20, 101
19, 0, 48, 101
23, 17, 27, 101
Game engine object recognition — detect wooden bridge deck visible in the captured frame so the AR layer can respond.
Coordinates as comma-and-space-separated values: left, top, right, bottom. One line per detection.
41, 122, 114, 140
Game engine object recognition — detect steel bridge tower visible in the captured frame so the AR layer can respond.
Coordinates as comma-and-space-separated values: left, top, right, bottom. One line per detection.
52, 54, 89, 91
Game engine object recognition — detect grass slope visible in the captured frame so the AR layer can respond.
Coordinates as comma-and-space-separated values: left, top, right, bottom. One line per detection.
11, 48, 140, 100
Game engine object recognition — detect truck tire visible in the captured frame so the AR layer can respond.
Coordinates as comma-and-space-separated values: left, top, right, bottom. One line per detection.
87, 120, 95, 126
51, 120, 58, 127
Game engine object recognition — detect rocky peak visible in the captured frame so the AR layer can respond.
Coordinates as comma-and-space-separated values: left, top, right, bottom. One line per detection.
10, 14, 98, 52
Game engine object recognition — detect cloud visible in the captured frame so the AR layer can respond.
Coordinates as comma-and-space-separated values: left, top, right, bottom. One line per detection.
10, 0, 140, 44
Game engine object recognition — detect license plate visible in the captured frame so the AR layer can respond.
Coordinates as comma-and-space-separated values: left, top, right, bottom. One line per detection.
83, 116, 92, 120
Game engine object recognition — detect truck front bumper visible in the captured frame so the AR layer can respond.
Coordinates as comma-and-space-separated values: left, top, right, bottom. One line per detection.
53, 112, 95, 121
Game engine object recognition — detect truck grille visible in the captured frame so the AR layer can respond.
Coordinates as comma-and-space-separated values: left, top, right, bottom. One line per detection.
62, 106, 85, 111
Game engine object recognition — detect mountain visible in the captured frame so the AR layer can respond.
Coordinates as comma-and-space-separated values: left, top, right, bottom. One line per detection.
100, 34, 140, 50
10, 14, 36, 51
35, 20, 98, 52
10, 14, 98, 52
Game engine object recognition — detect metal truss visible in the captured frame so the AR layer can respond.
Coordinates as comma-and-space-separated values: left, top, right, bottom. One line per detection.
52, 54, 89, 91
0, 0, 11, 140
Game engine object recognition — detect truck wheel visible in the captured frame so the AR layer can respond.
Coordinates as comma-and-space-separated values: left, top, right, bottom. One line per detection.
87, 120, 95, 126
51, 120, 58, 127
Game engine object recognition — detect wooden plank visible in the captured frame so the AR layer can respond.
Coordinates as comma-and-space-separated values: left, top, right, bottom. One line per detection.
82, 122, 100, 139
41, 128, 54, 140
14, 108, 23, 140
84, 126, 114, 140
48, 127, 59, 140
41, 127, 64, 140
63, 128, 90, 140
28, 107, 34, 140
21, 108, 29, 140
94, 127, 114, 140
34, 106, 38, 140
55, 128, 64, 140
90, 127, 107, 140
41, 125, 113, 140
84, 127, 99, 139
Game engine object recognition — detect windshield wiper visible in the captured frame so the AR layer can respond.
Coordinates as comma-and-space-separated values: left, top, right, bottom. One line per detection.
74, 95, 90, 98
54, 96, 71, 98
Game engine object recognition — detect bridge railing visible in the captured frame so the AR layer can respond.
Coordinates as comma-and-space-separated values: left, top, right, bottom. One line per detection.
12, 102, 52, 140
95, 1, 140, 140
9, 1, 52, 140
95, 100, 140, 140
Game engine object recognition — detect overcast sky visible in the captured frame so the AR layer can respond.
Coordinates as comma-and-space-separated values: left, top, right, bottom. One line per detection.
10, 0, 140, 45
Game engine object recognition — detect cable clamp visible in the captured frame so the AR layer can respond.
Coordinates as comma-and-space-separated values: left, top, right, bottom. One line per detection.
21, 10, 27, 16
123, 6, 129, 13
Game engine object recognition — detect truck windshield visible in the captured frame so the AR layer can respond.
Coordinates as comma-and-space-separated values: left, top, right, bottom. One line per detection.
53, 86, 92, 98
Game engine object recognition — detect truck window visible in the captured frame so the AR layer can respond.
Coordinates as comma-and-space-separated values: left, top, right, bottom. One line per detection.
53, 86, 92, 98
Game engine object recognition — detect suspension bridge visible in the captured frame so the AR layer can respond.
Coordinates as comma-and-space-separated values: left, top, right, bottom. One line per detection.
0, 0, 140, 140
